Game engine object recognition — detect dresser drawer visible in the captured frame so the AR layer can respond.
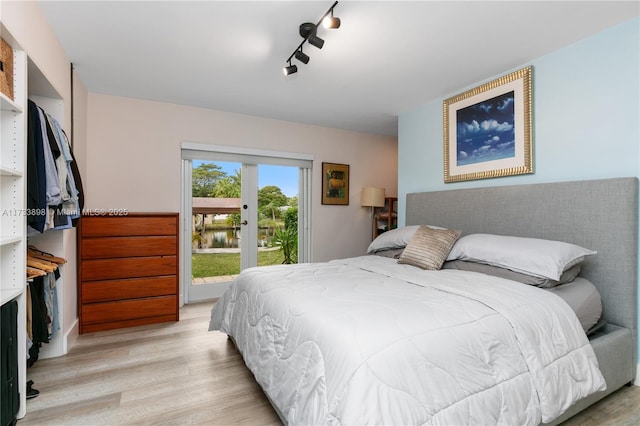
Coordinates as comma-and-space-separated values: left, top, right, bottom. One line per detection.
81, 276, 176, 303
81, 256, 177, 281
80, 216, 177, 237
81, 236, 177, 259
81, 295, 177, 325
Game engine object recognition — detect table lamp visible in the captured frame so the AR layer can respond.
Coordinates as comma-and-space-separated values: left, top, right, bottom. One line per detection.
361, 187, 385, 240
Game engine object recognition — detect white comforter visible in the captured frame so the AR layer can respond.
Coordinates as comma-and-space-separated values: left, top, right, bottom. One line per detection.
209, 256, 605, 425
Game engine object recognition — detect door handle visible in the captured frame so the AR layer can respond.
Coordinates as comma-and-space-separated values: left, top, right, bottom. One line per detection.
241, 220, 248, 225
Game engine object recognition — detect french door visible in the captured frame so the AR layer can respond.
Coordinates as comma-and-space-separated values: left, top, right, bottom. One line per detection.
181, 143, 312, 303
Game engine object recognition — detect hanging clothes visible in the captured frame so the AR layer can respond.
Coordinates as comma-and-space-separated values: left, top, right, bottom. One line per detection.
26, 100, 47, 233
27, 276, 48, 367
25, 247, 66, 366
69, 147, 84, 227
26, 99, 84, 234
37, 107, 62, 210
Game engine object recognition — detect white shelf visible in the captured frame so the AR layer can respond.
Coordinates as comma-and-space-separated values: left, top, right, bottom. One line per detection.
0, 287, 22, 306
0, 235, 22, 246
0, 92, 22, 112
0, 166, 23, 177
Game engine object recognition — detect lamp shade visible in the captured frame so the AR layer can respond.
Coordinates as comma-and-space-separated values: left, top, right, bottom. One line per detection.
361, 187, 385, 207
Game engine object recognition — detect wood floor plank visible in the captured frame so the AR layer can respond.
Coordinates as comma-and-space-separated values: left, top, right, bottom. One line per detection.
17, 393, 122, 426
18, 302, 640, 425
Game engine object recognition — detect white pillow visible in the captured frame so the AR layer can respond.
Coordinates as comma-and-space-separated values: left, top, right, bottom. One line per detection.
446, 233, 597, 281
367, 225, 444, 253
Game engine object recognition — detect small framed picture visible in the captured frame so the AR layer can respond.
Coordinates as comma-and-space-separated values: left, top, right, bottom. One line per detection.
443, 66, 533, 183
321, 162, 349, 205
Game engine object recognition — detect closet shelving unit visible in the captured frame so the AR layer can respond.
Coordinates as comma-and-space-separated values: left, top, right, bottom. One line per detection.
0, 23, 28, 420
1, 22, 68, 420
27, 59, 68, 361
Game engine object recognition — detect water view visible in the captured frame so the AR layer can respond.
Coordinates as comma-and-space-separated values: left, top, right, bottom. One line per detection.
193, 228, 281, 250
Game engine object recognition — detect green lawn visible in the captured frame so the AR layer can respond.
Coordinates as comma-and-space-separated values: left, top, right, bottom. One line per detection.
192, 250, 286, 278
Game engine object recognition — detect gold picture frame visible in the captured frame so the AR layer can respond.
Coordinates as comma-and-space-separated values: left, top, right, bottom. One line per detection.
321, 162, 349, 205
443, 66, 533, 183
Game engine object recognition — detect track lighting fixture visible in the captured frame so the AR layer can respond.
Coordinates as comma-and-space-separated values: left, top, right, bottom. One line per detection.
283, 1, 340, 76
283, 61, 298, 76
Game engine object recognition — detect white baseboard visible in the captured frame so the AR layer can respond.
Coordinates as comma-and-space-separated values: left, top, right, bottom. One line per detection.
39, 318, 78, 359
189, 280, 231, 302
65, 318, 79, 353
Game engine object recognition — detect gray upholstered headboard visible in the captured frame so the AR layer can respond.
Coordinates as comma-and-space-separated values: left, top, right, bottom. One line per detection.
406, 177, 638, 338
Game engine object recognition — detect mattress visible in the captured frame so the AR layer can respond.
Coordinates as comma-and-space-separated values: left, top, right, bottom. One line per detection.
546, 277, 602, 334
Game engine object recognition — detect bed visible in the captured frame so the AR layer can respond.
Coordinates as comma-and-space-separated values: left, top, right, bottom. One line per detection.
209, 177, 638, 425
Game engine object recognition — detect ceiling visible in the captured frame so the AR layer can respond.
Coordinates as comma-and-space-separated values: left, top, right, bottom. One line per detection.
37, 1, 639, 137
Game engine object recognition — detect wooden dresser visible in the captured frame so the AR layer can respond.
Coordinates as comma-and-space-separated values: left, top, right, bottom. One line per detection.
78, 213, 179, 334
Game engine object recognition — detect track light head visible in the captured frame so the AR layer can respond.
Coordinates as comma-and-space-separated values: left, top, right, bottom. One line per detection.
283, 62, 298, 76
323, 9, 341, 29
294, 49, 310, 64
308, 34, 324, 49
323, 16, 341, 29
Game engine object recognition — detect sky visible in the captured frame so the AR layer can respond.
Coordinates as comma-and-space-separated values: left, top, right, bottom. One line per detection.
455, 91, 515, 166
193, 160, 299, 197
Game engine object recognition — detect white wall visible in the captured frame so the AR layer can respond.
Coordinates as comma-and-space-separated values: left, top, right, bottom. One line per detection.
398, 18, 639, 361
86, 93, 397, 262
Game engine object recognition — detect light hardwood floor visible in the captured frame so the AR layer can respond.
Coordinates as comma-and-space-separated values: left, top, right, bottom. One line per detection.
18, 302, 640, 426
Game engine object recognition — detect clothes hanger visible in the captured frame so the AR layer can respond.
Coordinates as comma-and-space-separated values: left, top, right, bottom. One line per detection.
26, 255, 57, 273
27, 246, 67, 265
27, 266, 48, 280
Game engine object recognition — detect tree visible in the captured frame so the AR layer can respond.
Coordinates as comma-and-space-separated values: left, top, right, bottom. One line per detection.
284, 207, 298, 231
192, 232, 205, 249
213, 169, 241, 198
259, 185, 288, 208
192, 163, 225, 197
258, 185, 288, 220
227, 213, 241, 230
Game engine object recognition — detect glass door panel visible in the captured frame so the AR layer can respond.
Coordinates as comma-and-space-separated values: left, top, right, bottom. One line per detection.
257, 164, 299, 266
189, 160, 242, 302
186, 160, 301, 303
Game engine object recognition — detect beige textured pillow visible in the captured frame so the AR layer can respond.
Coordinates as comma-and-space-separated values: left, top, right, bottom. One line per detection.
398, 225, 462, 270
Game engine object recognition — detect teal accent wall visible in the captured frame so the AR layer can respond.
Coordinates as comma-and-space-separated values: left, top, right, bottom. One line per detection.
398, 17, 639, 360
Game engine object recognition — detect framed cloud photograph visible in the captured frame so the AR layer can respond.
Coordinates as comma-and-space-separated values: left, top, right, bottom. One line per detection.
443, 66, 533, 183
